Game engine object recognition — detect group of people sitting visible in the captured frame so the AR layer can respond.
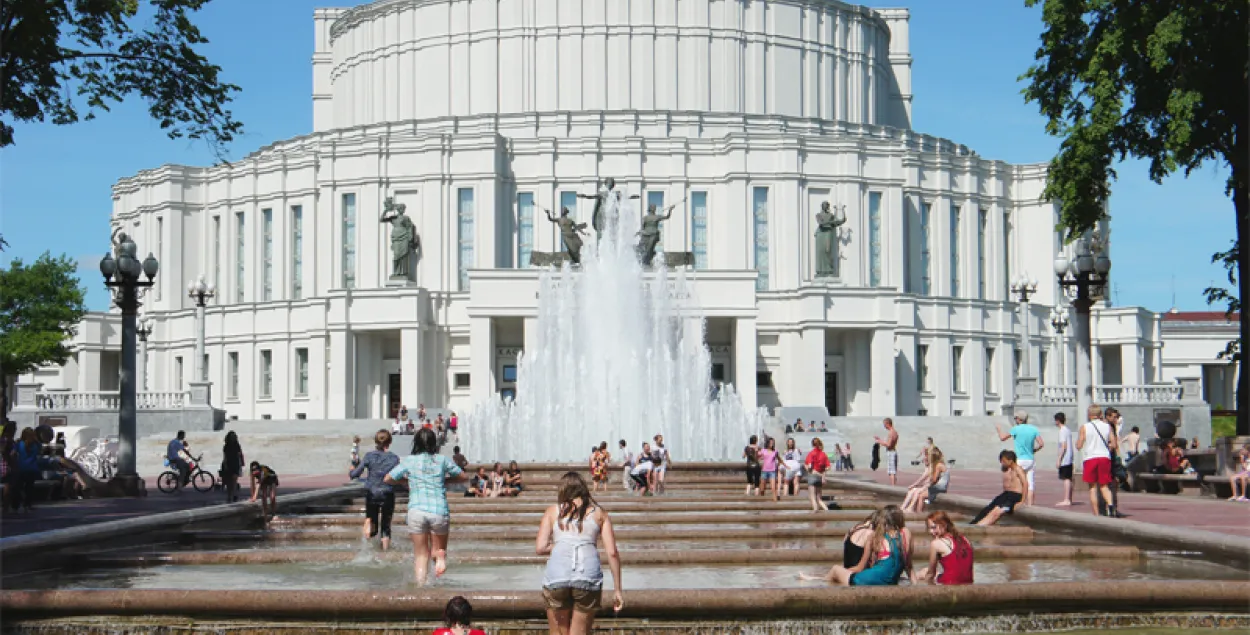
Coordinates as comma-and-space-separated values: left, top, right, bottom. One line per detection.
392, 404, 459, 443
465, 461, 524, 497
799, 506, 974, 586
785, 418, 829, 434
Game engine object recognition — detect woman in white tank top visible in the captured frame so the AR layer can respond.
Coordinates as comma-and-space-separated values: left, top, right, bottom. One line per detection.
536, 472, 624, 634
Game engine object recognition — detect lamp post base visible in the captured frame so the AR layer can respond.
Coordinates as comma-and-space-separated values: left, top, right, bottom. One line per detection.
106, 475, 149, 498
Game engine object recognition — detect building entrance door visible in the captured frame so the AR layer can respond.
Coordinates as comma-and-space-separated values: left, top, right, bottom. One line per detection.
388, 373, 402, 418
824, 372, 839, 417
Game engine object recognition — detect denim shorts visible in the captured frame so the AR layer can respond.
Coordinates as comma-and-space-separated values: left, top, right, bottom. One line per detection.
406, 509, 450, 535
762, 470, 776, 481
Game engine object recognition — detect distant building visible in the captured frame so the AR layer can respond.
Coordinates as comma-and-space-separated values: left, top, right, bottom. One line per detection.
1160, 311, 1240, 410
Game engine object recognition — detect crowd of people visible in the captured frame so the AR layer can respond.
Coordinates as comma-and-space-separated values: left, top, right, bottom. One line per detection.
391, 403, 460, 446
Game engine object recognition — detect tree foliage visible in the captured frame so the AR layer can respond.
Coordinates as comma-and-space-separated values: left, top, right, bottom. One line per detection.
0, 0, 241, 158
1204, 240, 1241, 364
1022, 0, 1249, 434
0, 254, 89, 384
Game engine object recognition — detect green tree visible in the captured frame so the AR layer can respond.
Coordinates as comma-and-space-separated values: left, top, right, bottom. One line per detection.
0, 254, 88, 413
1022, 0, 1248, 434
0, 0, 241, 157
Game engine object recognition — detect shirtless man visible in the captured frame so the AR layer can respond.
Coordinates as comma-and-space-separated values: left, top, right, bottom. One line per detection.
970, 450, 1029, 526
874, 418, 900, 485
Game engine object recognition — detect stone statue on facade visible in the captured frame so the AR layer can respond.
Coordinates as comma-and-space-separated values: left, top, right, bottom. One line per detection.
543, 206, 589, 265
578, 178, 640, 240
380, 197, 420, 279
636, 199, 684, 267
814, 201, 847, 277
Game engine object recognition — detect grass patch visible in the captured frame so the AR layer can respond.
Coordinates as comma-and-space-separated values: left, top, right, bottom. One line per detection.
1212, 415, 1238, 443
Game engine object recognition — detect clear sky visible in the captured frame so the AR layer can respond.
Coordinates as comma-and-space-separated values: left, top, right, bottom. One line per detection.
0, 0, 1234, 313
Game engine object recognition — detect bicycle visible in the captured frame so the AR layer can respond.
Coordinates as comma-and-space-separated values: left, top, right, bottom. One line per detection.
68, 438, 117, 480
157, 454, 217, 493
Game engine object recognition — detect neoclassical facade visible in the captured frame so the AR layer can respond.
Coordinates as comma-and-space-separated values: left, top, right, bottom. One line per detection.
26, 0, 1205, 421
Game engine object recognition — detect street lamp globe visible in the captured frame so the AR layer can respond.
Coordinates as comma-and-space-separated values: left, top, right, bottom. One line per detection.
142, 253, 159, 280
1095, 254, 1112, 276
100, 252, 117, 280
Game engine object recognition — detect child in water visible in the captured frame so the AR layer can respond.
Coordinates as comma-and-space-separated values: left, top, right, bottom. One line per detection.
432, 596, 486, 635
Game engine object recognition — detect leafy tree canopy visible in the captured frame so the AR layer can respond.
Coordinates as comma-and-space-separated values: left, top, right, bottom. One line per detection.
1022, 0, 1248, 433
0, 0, 242, 158
0, 253, 89, 383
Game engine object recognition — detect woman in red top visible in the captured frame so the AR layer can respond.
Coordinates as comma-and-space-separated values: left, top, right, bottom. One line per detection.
804, 438, 831, 511
432, 596, 486, 635
914, 510, 974, 585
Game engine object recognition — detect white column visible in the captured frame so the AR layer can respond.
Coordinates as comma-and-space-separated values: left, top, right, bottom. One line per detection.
137, 340, 148, 392
1124, 342, 1143, 385
470, 317, 494, 403
401, 327, 422, 413
523, 317, 539, 362
327, 330, 350, 418
194, 303, 206, 384
78, 349, 100, 392
734, 317, 757, 411
870, 329, 896, 416
798, 328, 826, 407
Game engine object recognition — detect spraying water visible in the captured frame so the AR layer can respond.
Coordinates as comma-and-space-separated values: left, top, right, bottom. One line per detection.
465, 188, 766, 462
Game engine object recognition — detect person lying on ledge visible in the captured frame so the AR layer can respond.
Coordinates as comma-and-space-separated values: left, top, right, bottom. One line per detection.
969, 450, 1028, 526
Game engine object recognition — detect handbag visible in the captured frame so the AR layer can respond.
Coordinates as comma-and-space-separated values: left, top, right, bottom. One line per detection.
1090, 423, 1128, 481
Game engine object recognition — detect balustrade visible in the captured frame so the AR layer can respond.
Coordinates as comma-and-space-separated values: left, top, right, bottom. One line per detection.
1035, 384, 1182, 405
32, 390, 189, 411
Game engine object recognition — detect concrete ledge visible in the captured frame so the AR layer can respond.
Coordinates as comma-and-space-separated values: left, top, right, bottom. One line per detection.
2, 582, 1248, 620
0, 485, 362, 557
831, 476, 1250, 568
81, 544, 1141, 568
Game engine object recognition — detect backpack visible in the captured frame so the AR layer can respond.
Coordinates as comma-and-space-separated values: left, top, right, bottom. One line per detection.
16, 442, 41, 474
745, 445, 759, 467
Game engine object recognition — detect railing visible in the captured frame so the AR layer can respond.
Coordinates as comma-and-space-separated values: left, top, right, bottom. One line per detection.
34, 390, 189, 411
1036, 384, 1183, 405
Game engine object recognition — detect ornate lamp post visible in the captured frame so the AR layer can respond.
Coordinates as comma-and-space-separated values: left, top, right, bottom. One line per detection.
136, 316, 153, 392
187, 276, 216, 384
1054, 235, 1111, 423
1011, 275, 1039, 378
99, 233, 159, 493
1050, 308, 1070, 386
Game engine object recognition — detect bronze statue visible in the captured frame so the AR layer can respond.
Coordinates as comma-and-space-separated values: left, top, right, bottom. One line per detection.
636, 200, 684, 266
578, 178, 639, 240
381, 197, 420, 278
543, 206, 589, 265
814, 201, 847, 277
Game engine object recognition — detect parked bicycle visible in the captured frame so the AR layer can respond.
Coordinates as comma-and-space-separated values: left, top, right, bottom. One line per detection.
68, 438, 117, 480
157, 454, 217, 493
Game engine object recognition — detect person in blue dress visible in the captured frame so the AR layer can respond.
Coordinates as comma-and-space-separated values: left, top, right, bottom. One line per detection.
807, 505, 912, 586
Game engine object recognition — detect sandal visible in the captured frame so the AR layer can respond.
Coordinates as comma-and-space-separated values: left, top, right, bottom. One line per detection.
433, 549, 448, 577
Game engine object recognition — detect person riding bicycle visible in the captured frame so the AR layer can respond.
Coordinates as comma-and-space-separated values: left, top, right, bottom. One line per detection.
167, 431, 190, 487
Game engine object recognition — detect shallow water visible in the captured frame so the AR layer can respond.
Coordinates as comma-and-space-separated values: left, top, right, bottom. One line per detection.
11, 553, 1245, 591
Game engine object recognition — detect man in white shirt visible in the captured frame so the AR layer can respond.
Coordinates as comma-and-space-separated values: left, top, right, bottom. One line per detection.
1054, 412, 1074, 506
619, 439, 636, 491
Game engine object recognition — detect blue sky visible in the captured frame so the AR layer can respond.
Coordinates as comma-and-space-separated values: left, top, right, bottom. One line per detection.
0, 0, 1234, 313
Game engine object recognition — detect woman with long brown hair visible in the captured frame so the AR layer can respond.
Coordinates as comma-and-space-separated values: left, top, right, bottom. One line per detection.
900, 445, 947, 513
914, 510, 974, 585
535, 471, 623, 635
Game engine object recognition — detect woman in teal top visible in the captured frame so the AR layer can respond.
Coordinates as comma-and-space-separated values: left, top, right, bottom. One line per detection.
385, 428, 469, 585
819, 504, 912, 586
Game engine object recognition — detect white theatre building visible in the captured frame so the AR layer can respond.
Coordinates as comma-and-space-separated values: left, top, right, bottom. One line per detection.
25, 0, 1231, 421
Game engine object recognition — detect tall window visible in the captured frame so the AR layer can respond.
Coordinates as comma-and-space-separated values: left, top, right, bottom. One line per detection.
227, 352, 239, 399
1039, 350, 1049, 385
752, 187, 769, 291
691, 192, 708, 270
949, 204, 961, 297
868, 192, 883, 287
560, 191, 577, 218
952, 345, 964, 393
173, 356, 182, 390
291, 205, 303, 300
1002, 213, 1012, 299
235, 212, 245, 302
295, 348, 309, 396
985, 347, 997, 394
212, 216, 221, 304
341, 194, 356, 289
916, 344, 929, 392
259, 350, 273, 398
458, 188, 475, 290
647, 191, 665, 212
1013, 347, 1023, 384
919, 202, 932, 295
517, 193, 535, 268
155, 217, 163, 301
261, 208, 273, 301
977, 208, 987, 299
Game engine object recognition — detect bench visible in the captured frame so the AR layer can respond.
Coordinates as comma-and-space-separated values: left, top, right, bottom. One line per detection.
1134, 472, 1231, 498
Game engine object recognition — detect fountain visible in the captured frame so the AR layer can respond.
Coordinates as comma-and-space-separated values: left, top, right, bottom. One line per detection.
465, 186, 766, 462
